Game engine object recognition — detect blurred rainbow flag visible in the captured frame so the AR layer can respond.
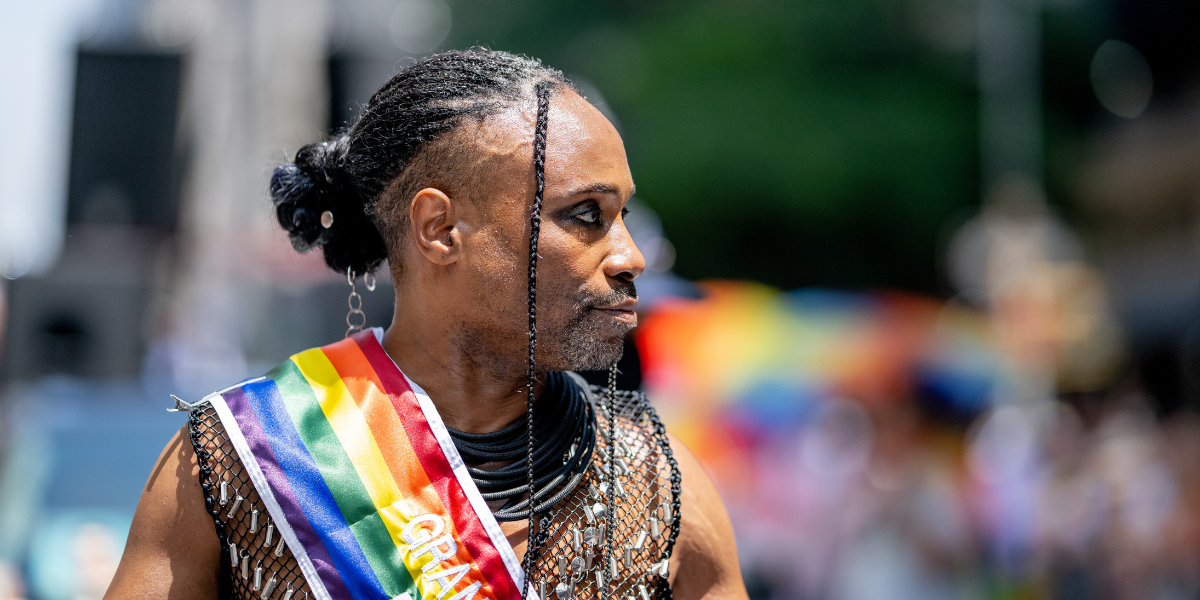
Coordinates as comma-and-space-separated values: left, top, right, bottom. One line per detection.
637, 281, 1004, 492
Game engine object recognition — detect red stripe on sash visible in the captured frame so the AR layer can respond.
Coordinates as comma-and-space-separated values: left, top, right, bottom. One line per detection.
321, 337, 500, 600
352, 332, 520, 600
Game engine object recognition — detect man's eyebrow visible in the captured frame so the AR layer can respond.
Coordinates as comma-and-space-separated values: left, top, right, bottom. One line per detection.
565, 182, 625, 197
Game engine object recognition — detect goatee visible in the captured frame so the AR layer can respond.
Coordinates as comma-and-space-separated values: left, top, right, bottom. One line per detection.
554, 283, 637, 371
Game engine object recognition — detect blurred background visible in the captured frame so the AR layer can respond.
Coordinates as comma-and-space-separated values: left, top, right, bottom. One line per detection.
1, 0, 1198, 598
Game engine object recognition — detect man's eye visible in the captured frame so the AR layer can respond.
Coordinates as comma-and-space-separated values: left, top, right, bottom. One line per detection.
575, 210, 600, 224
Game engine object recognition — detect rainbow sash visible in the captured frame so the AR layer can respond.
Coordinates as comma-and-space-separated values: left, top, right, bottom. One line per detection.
205, 328, 526, 600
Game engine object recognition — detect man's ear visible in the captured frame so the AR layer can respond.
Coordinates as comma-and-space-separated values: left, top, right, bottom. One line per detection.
409, 188, 460, 266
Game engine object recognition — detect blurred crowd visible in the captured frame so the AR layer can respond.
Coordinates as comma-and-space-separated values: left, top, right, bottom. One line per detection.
640, 280, 1200, 600
734, 386, 1200, 600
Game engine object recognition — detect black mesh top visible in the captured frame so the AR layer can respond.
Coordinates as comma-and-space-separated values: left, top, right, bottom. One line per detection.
187, 384, 681, 600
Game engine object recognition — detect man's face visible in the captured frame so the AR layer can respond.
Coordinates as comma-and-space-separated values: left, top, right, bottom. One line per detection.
448, 89, 644, 373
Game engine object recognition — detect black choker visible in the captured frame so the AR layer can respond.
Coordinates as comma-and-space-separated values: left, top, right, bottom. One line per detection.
446, 371, 595, 521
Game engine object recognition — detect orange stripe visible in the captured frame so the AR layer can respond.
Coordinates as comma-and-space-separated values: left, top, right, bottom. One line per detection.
322, 339, 498, 600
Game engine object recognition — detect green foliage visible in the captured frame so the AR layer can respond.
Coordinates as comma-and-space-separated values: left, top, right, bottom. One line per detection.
448, 0, 1097, 292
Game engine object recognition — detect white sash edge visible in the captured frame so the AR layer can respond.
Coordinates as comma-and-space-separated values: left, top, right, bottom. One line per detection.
207, 387, 336, 600
368, 329, 533, 599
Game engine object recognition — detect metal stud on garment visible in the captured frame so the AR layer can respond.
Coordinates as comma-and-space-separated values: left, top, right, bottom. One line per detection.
583, 504, 595, 523
609, 557, 618, 580
227, 495, 244, 519
650, 518, 660, 540
250, 509, 259, 533
539, 580, 547, 600
220, 481, 230, 506
638, 584, 651, 600
265, 522, 275, 546
572, 528, 582, 553
633, 530, 648, 551
615, 458, 631, 477
281, 586, 295, 600
274, 536, 287, 557
240, 552, 250, 580
623, 546, 633, 569
558, 556, 568, 578
651, 559, 669, 579
583, 528, 599, 546
254, 562, 263, 591
261, 575, 278, 599
556, 580, 574, 599
229, 543, 239, 566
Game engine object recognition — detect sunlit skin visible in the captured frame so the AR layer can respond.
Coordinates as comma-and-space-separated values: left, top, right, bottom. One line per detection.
384, 89, 643, 435
105, 89, 747, 600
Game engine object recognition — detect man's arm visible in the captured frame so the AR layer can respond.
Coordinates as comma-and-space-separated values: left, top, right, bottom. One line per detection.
666, 435, 748, 600
104, 425, 222, 600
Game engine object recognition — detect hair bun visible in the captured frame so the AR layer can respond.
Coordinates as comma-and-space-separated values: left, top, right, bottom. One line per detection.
270, 137, 387, 275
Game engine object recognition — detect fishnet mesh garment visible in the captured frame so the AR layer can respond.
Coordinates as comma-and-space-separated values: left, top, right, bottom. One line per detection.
188, 388, 680, 600
527, 388, 681, 600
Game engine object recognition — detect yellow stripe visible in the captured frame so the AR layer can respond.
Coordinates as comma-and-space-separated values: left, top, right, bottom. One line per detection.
292, 349, 430, 588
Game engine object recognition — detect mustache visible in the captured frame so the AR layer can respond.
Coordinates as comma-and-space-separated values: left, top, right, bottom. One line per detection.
579, 282, 638, 308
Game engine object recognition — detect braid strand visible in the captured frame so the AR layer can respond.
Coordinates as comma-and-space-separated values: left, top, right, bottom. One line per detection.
523, 80, 552, 593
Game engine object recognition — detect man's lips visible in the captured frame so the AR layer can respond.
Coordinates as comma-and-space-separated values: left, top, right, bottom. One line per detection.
591, 298, 638, 325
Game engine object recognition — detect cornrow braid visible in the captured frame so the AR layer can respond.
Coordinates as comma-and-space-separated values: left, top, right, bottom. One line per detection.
523, 80, 552, 592
269, 48, 575, 277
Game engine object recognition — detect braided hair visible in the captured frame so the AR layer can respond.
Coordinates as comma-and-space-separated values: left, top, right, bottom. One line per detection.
269, 49, 579, 592
269, 48, 575, 277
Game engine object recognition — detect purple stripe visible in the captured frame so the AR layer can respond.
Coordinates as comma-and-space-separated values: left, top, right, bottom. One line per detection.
223, 386, 355, 600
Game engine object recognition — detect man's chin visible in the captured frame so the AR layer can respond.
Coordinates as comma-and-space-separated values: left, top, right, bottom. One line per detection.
562, 341, 626, 372
537, 308, 634, 371
552, 330, 629, 371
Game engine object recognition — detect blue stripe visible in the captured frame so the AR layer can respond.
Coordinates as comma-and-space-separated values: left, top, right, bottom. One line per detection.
223, 386, 353, 600
239, 372, 390, 600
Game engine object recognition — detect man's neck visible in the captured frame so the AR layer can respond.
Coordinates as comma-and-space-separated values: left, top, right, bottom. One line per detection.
381, 311, 545, 434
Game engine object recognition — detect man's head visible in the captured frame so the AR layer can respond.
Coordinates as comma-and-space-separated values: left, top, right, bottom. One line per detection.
269, 49, 643, 373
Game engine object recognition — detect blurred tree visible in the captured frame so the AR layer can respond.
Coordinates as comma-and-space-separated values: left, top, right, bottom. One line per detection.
447, 0, 1104, 293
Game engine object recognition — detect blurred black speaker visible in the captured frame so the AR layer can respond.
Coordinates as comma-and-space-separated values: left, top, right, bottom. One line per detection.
1, 48, 182, 382
66, 48, 183, 226
1, 228, 167, 381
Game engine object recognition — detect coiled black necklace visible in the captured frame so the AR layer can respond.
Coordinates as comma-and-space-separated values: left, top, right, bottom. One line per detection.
446, 371, 595, 522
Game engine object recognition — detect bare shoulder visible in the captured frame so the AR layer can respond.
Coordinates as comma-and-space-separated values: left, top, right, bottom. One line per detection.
104, 423, 222, 600
665, 434, 748, 600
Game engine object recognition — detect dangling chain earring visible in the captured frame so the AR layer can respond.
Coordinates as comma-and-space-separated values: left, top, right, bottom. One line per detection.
345, 266, 374, 338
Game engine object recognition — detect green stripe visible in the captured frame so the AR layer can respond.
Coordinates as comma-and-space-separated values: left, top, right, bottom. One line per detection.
270, 360, 416, 597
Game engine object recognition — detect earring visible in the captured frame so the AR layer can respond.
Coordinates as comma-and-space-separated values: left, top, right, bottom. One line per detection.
320, 210, 334, 228
345, 267, 366, 338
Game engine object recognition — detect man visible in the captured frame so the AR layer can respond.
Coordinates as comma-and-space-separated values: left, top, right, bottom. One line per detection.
105, 49, 745, 600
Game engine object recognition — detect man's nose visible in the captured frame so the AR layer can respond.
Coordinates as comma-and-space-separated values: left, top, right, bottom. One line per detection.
604, 220, 646, 282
